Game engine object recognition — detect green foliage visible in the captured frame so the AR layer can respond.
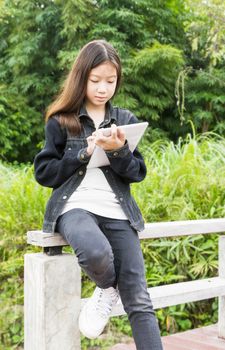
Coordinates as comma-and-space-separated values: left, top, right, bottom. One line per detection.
174, 0, 225, 134
185, 68, 225, 133
0, 0, 63, 162
0, 162, 50, 348
1, 0, 225, 162
1, 0, 225, 347
126, 42, 184, 121
0, 89, 40, 161
185, 0, 225, 66
0, 0, 186, 162
1, 132, 225, 347
134, 131, 225, 223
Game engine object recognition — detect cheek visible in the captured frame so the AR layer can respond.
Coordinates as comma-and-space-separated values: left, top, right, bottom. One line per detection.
110, 83, 117, 95
86, 83, 95, 97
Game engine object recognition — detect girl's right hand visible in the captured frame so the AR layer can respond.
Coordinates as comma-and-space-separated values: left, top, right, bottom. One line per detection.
86, 135, 96, 155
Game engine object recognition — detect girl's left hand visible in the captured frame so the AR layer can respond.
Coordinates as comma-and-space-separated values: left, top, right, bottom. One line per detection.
86, 135, 96, 155
93, 124, 126, 151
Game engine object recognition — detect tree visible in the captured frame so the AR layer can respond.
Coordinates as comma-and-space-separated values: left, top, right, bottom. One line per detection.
0, 0, 189, 161
176, 0, 225, 133
0, 0, 63, 162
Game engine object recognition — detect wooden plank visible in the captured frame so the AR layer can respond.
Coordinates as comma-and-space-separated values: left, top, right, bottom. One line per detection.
27, 231, 68, 247
219, 236, 225, 339
163, 324, 225, 350
149, 277, 225, 310
110, 324, 225, 350
80, 277, 225, 317
110, 344, 136, 350
27, 219, 225, 247
140, 218, 225, 239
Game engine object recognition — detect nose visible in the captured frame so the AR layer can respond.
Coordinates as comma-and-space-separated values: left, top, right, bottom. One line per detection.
97, 82, 107, 94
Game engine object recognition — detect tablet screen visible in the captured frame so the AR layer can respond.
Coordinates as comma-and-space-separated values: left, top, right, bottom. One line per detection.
87, 122, 148, 169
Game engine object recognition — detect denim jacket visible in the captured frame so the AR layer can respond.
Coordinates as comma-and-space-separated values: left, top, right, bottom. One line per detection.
34, 103, 147, 233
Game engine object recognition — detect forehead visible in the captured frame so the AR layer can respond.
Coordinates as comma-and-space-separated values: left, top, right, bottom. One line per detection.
89, 61, 117, 77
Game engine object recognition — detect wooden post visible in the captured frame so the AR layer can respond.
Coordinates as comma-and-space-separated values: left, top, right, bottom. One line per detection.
24, 252, 81, 350
218, 235, 225, 339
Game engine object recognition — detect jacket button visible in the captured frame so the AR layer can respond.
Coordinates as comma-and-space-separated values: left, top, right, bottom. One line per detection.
68, 148, 72, 151
80, 154, 85, 159
79, 170, 84, 175
63, 195, 67, 200
113, 152, 118, 156
120, 197, 123, 201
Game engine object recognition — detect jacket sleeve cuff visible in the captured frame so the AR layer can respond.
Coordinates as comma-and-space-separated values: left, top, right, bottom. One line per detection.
77, 148, 91, 163
105, 140, 130, 158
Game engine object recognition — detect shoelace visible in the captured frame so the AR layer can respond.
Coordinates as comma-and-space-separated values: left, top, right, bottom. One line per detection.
92, 288, 118, 319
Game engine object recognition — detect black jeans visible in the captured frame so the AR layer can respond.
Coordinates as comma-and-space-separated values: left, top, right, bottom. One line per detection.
56, 209, 163, 350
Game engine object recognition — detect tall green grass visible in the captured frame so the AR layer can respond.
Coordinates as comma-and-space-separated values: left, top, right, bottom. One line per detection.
0, 164, 50, 349
135, 131, 225, 222
131, 132, 225, 336
1, 131, 225, 348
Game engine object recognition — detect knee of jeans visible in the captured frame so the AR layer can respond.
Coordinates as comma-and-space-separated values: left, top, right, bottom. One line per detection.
119, 285, 154, 316
82, 246, 113, 273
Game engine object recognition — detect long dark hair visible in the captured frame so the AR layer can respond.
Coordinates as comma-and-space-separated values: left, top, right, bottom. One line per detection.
45, 40, 122, 134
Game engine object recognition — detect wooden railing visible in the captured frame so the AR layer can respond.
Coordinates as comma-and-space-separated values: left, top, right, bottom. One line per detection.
24, 219, 225, 350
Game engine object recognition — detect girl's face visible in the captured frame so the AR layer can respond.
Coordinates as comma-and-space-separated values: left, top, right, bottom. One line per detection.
86, 61, 117, 109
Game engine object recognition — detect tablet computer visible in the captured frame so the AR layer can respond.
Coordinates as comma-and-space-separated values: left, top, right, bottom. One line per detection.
87, 121, 148, 169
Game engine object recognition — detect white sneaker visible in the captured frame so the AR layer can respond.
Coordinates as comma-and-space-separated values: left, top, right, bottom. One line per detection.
78, 286, 119, 339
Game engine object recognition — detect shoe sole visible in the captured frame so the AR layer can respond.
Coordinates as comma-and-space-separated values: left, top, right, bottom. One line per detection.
78, 303, 106, 339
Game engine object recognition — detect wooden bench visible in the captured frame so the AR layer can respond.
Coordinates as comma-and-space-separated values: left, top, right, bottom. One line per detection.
24, 218, 225, 350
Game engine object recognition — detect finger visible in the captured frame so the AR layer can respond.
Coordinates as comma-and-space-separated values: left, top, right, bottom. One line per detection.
117, 127, 126, 140
111, 124, 117, 139
95, 135, 108, 143
95, 129, 104, 137
87, 135, 95, 142
95, 130, 108, 143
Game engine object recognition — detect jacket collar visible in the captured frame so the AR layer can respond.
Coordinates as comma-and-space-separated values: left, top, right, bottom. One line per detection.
78, 101, 117, 124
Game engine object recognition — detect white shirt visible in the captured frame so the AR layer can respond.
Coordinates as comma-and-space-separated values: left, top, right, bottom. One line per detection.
61, 116, 128, 219
60, 167, 128, 219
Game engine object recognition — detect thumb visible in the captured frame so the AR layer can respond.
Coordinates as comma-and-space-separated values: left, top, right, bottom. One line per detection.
117, 127, 126, 140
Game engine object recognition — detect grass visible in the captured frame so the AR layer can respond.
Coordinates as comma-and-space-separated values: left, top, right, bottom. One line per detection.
1, 131, 225, 348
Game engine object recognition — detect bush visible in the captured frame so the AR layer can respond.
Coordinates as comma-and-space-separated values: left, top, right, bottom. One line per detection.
1, 131, 225, 348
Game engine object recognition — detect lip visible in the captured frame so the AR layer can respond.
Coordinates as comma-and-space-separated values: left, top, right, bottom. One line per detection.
95, 96, 107, 100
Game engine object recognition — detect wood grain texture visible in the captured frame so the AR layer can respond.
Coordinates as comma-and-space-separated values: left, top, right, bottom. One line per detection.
110, 324, 225, 350
79, 277, 225, 316
219, 236, 225, 339
27, 218, 225, 247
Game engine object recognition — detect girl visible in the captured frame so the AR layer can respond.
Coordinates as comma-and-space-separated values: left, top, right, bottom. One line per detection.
34, 40, 163, 350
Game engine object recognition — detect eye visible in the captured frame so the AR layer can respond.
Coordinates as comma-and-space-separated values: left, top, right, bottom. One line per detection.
108, 81, 116, 84
90, 79, 99, 83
